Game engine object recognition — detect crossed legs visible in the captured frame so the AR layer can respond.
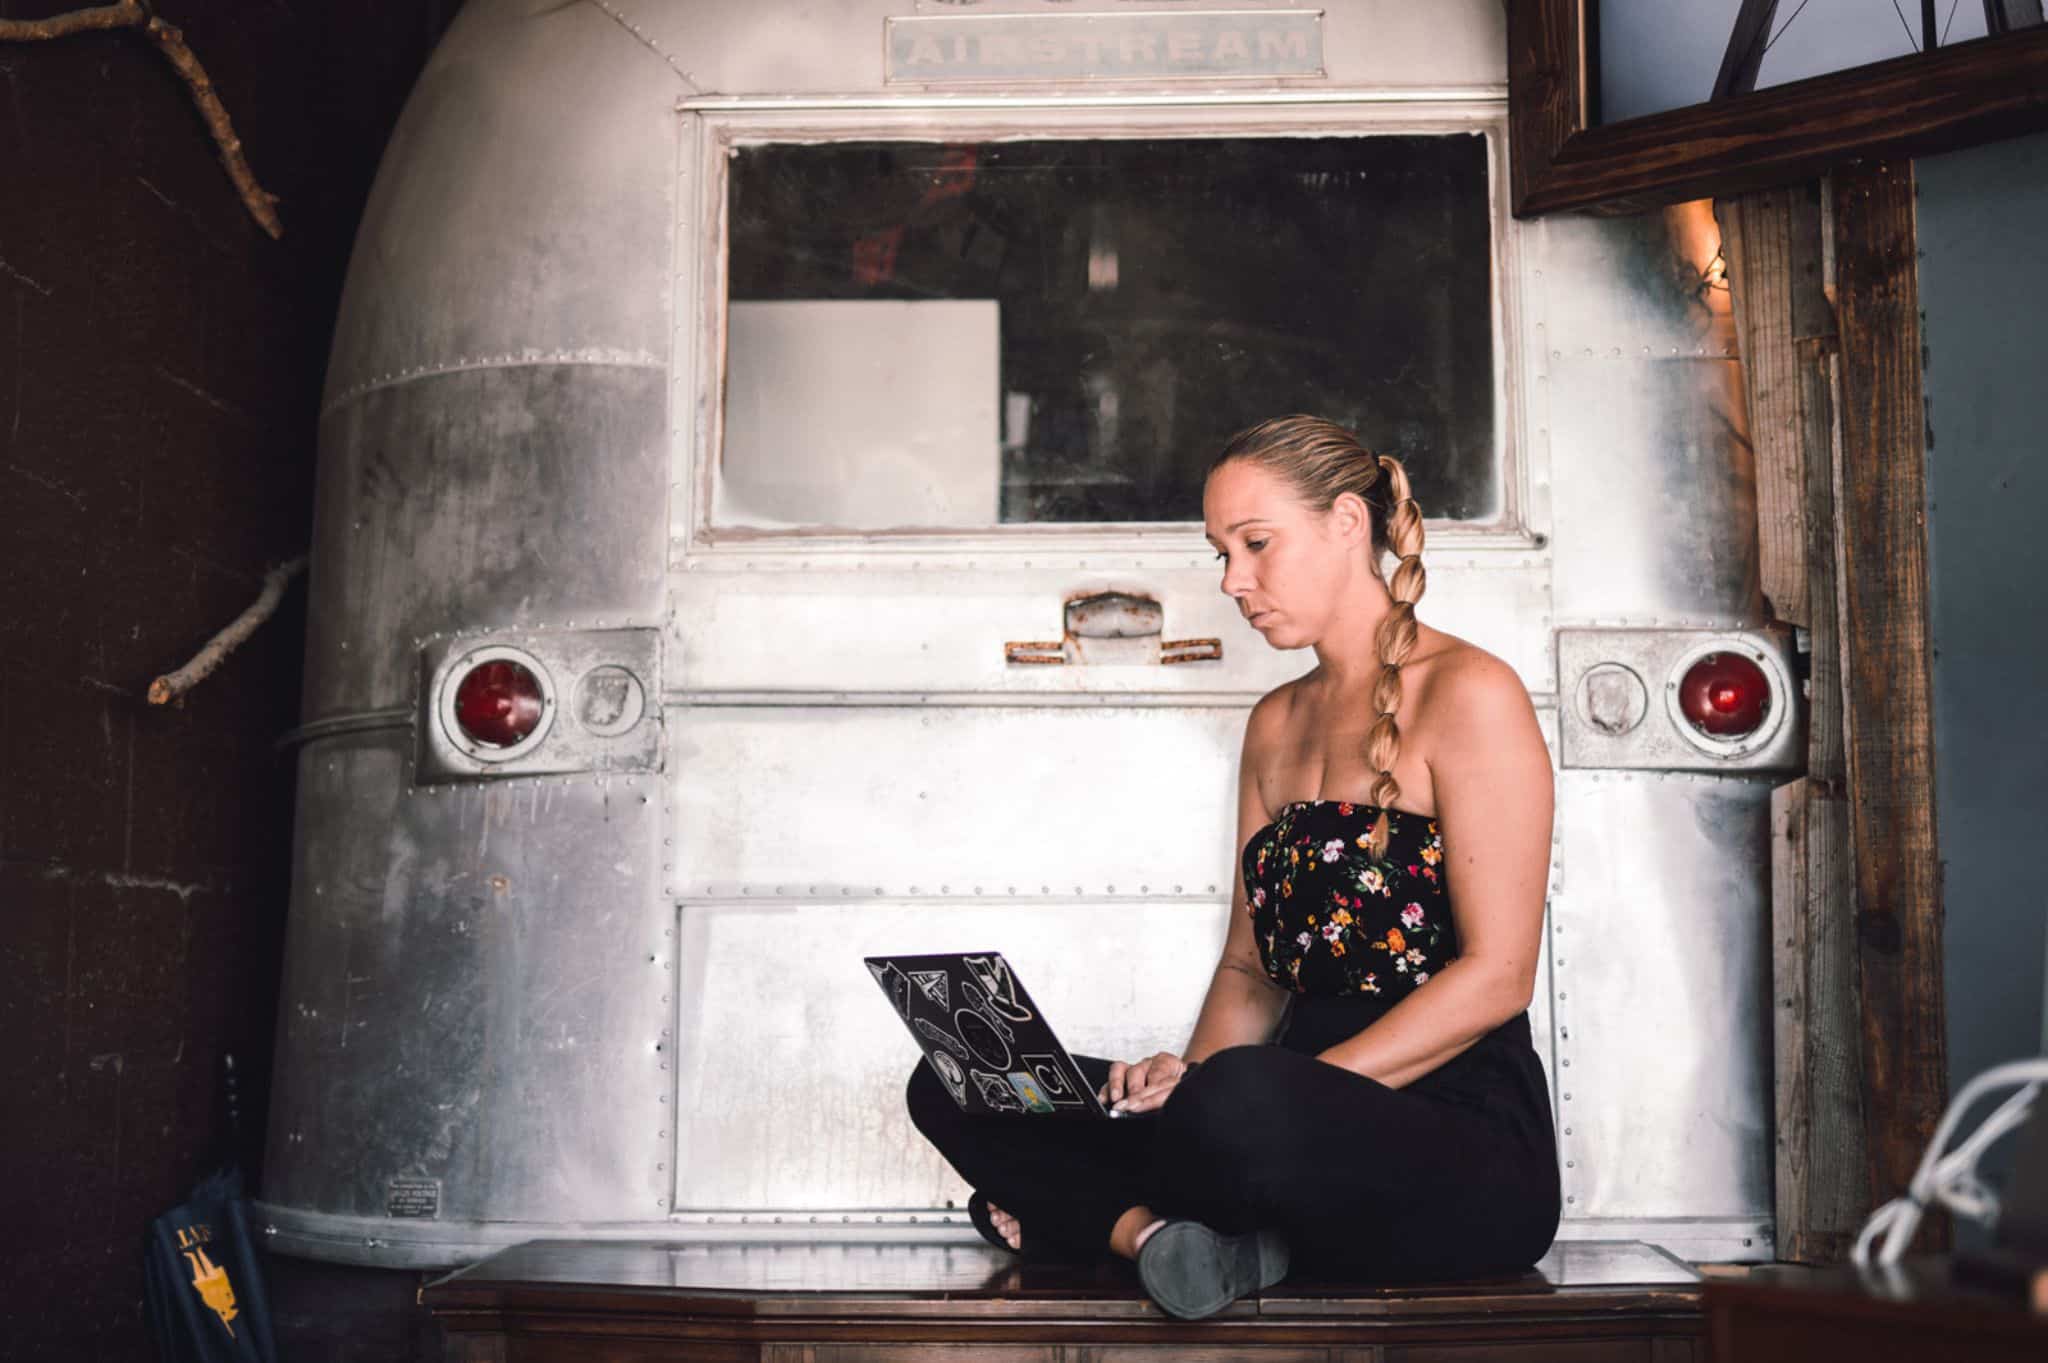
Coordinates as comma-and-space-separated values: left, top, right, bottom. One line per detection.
907, 1043, 1559, 1278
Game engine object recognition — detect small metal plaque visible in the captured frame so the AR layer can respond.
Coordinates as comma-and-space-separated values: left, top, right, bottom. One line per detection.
886, 10, 1325, 83
385, 1177, 441, 1219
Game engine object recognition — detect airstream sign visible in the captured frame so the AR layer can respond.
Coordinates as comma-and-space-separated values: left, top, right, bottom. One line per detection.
885, 10, 1325, 82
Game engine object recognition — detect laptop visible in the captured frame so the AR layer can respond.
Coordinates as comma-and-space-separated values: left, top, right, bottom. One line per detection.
865, 950, 1114, 1119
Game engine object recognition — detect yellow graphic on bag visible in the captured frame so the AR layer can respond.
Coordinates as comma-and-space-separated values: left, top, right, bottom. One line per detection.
183, 1244, 240, 1338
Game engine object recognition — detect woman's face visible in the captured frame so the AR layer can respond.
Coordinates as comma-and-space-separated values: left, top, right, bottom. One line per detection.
1202, 458, 1371, 649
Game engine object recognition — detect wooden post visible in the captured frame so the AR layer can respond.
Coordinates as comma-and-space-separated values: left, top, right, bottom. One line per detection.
1718, 187, 1808, 626
1829, 162, 1949, 1242
1719, 183, 1868, 1264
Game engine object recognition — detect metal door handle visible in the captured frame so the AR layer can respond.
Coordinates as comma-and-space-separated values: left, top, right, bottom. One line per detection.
1004, 591, 1221, 666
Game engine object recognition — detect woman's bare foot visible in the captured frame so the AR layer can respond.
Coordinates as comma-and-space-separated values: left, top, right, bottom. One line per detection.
1109, 1204, 1168, 1259
984, 1201, 1166, 1258
986, 1201, 1023, 1251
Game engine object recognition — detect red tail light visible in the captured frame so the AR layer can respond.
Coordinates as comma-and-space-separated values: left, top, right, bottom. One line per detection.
454, 660, 546, 748
1677, 652, 1769, 738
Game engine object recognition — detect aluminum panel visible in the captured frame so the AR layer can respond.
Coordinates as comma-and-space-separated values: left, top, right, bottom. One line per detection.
306, 365, 669, 718
669, 705, 1244, 895
323, 0, 679, 400
1526, 208, 1762, 627
611, 0, 1506, 98
1551, 771, 1774, 1232
670, 898, 1226, 1209
264, 729, 672, 1226
665, 555, 1554, 699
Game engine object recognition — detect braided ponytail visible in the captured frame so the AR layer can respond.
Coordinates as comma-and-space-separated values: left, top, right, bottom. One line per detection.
1363, 453, 1425, 858
1209, 417, 1430, 859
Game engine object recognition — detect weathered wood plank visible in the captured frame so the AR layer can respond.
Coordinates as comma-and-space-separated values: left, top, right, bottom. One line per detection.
1383, 1341, 1657, 1362
1770, 779, 1815, 1257
813, 1348, 1057, 1363
440, 1332, 507, 1363
1723, 179, 1868, 1265
1790, 307, 1865, 1268
1503, 0, 1586, 215
1770, 778, 1866, 1264
1800, 339, 1847, 795
1719, 187, 1809, 627
1828, 162, 1948, 1238
1073, 1342, 1327, 1350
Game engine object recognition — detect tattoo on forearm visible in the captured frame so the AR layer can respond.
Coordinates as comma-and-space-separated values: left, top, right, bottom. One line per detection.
1220, 960, 1277, 989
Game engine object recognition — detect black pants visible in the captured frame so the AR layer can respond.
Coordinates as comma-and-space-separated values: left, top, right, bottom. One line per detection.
905, 1002, 1562, 1281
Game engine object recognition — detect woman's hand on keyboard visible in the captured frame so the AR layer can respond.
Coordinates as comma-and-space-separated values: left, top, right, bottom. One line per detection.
1100, 1051, 1196, 1116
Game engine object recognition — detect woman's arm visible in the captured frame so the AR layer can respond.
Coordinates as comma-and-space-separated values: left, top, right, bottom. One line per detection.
1315, 652, 1554, 1089
1183, 693, 1293, 1062
1107, 695, 1294, 1112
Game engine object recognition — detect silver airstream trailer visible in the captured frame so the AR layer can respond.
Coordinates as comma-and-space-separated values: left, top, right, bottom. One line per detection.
262, 0, 1794, 1270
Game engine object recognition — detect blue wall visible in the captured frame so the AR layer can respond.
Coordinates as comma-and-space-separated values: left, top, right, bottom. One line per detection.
1914, 129, 2048, 1228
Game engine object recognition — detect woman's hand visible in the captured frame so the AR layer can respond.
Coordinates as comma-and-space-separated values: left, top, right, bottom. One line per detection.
1099, 1051, 1197, 1116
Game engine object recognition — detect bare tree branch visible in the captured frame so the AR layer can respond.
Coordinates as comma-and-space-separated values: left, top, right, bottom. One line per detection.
0, 1, 283, 238
0, 1, 139, 38
148, 556, 306, 706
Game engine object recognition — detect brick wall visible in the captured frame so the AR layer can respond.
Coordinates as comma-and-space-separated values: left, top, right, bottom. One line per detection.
0, 3, 453, 1357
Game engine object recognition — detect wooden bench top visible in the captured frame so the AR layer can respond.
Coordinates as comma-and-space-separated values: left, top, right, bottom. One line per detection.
423, 1238, 1705, 1360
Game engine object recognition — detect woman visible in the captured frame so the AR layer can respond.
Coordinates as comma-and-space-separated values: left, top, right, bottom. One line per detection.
907, 415, 1560, 1319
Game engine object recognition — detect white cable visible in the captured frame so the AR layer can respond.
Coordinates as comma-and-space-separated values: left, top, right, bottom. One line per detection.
1851, 1057, 2048, 1268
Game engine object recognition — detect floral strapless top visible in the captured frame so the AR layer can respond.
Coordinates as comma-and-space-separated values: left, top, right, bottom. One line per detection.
1243, 799, 1456, 997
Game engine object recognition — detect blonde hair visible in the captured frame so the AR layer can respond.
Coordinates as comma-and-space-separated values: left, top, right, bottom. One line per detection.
1211, 415, 1427, 858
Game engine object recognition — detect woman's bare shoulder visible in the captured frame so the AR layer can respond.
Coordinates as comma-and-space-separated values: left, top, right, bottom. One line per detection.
1242, 674, 1306, 749
1408, 629, 1533, 724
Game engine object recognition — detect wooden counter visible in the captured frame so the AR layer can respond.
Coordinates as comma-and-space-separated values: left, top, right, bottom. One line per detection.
1705, 1255, 2048, 1363
422, 1237, 1705, 1361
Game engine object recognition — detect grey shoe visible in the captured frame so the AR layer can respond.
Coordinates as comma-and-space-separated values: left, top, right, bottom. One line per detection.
1135, 1219, 1290, 1320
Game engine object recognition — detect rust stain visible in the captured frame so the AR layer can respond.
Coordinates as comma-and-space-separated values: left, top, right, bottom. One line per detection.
1161, 638, 1223, 664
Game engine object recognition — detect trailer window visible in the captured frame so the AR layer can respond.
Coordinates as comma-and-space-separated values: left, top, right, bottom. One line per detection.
718, 135, 1497, 531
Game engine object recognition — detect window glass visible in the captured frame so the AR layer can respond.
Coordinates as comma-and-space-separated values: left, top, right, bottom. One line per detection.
721, 135, 1497, 529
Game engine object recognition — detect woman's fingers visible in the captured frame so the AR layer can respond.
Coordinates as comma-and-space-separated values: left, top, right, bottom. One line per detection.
1116, 1071, 1182, 1114
1099, 1060, 1130, 1104
1099, 1053, 1186, 1106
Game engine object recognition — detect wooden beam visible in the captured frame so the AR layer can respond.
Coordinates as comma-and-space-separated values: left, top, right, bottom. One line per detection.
1828, 162, 1948, 1240
1713, 0, 1783, 101
1791, 183, 1866, 1268
1509, 2, 2048, 217
1722, 182, 1869, 1264
1505, 0, 1587, 212
1718, 187, 1807, 626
